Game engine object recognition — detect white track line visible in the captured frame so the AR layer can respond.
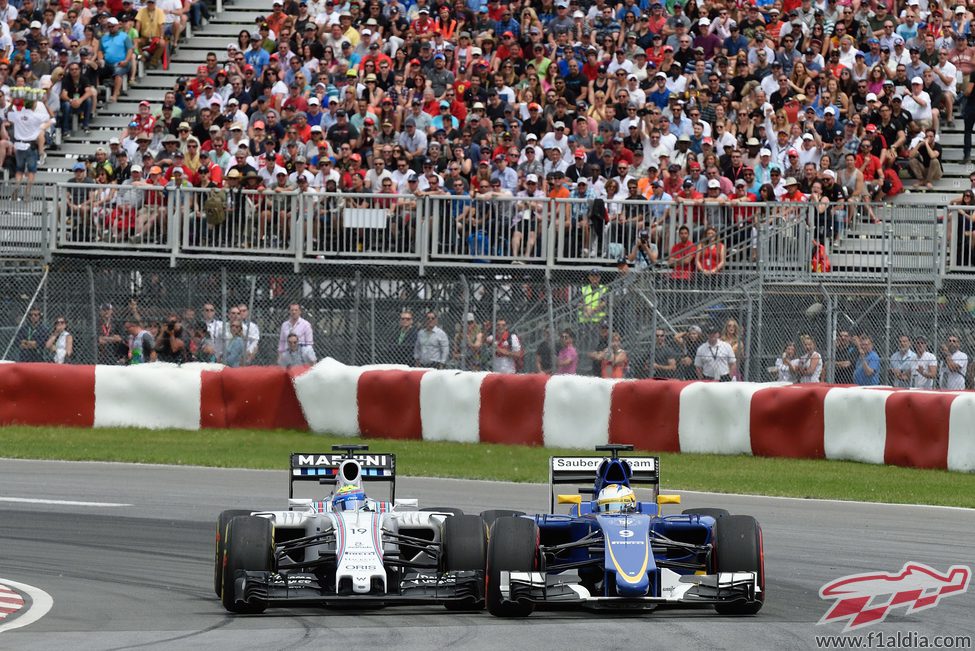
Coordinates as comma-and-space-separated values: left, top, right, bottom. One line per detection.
0, 497, 132, 507
0, 580, 52, 633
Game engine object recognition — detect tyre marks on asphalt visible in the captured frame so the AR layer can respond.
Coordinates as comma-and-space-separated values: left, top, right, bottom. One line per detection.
0, 579, 53, 633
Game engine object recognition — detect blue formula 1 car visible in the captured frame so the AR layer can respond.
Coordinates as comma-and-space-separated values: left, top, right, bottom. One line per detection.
485, 445, 765, 617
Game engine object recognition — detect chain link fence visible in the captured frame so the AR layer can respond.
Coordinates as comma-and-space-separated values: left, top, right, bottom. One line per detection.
4, 257, 973, 389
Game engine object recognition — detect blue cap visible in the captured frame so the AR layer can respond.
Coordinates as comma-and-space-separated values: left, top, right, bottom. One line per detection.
73, 162, 86, 171
434, 53, 445, 60
128, 121, 139, 127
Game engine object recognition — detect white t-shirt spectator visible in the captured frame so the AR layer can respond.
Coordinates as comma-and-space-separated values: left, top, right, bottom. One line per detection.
912, 350, 937, 389
901, 89, 932, 122
158, 0, 182, 24
9, 106, 50, 148
491, 332, 521, 374
940, 350, 968, 390
694, 339, 736, 380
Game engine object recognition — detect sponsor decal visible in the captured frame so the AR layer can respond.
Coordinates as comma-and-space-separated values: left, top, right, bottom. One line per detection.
296, 454, 391, 468
553, 457, 656, 472
818, 562, 971, 632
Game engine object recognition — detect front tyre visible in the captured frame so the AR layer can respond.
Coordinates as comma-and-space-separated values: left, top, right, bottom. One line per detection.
442, 514, 488, 611
220, 515, 274, 614
486, 517, 538, 617
713, 515, 765, 615
213, 509, 253, 597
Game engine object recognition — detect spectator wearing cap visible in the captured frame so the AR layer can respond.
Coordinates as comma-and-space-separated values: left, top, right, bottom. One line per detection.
244, 33, 270, 77
907, 127, 943, 190
134, 0, 165, 68
430, 99, 459, 132
59, 59, 95, 135
131, 100, 157, 136
100, 16, 134, 102
265, 0, 288, 39
932, 49, 957, 127
902, 75, 937, 131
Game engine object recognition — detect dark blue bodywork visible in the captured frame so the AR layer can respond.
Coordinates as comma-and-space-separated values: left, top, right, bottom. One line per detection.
532, 457, 715, 598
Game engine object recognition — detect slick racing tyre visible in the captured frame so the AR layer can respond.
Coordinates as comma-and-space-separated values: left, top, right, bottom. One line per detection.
214, 509, 252, 597
479, 509, 526, 527
486, 517, 538, 617
714, 515, 765, 615
442, 515, 489, 611
220, 515, 274, 614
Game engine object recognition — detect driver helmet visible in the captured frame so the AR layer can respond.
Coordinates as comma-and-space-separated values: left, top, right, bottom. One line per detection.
332, 484, 367, 512
596, 483, 636, 513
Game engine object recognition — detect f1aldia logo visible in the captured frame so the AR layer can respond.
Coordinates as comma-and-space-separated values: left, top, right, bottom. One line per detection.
818, 562, 970, 632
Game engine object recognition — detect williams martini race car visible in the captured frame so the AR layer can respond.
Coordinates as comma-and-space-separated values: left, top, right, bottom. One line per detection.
485, 444, 765, 617
213, 445, 489, 613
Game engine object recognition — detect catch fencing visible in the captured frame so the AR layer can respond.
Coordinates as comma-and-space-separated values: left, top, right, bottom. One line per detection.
5, 186, 975, 387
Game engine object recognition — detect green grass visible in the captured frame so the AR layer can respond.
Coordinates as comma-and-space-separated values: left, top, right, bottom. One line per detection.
1, 426, 974, 508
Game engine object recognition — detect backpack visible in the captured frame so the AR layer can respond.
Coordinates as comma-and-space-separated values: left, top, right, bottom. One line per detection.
204, 188, 227, 226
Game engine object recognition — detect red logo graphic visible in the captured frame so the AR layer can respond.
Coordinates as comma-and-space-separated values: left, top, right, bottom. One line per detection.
819, 562, 970, 632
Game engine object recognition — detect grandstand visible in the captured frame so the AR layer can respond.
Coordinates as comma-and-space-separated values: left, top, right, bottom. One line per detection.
3, 0, 975, 386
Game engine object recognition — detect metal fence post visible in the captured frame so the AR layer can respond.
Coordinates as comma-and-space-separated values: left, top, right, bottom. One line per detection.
351, 270, 361, 365
41, 185, 52, 262
754, 276, 764, 383
460, 274, 469, 370
88, 265, 97, 363
369, 296, 376, 364
824, 289, 836, 384
649, 306, 658, 379
293, 193, 304, 272
418, 197, 429, 276
220, 266, 228, 334
169, 187, 180, 268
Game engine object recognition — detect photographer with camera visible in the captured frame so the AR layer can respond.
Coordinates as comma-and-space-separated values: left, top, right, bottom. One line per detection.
625, 228, 659, 272
155, 314, 187, 364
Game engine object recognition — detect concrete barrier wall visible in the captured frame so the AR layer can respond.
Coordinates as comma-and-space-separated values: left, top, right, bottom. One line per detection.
1, 360, 973, 473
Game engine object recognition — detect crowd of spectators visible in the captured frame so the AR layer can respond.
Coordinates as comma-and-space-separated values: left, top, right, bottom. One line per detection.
14, 0, 975, 263
17, 298, 971, 388
0, 0, 207, 195
12, 299, 318, 367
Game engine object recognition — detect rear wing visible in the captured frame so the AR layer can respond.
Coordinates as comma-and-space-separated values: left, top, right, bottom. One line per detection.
549, 447, 659, 512
289, 448, 396, 500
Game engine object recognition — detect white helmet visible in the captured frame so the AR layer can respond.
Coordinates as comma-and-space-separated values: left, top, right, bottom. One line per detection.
596, 483, 636, 513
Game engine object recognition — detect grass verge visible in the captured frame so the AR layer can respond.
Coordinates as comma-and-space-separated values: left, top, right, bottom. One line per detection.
1, 426, 973, 508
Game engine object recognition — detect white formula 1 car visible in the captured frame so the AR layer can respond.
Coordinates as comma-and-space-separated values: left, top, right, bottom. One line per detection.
214, 445, 489, 613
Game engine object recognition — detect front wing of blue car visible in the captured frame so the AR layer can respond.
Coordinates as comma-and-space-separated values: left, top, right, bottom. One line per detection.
500, 569, 761, 610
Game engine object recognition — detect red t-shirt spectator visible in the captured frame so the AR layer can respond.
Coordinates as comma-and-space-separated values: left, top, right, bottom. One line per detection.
670, 240, 696, 280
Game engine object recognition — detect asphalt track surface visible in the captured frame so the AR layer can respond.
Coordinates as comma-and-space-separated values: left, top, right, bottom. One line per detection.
1, 459, 974, 651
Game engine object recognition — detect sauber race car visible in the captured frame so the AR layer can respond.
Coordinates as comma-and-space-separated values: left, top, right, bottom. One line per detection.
485, 445, 765, 617
214, 445, 489, 613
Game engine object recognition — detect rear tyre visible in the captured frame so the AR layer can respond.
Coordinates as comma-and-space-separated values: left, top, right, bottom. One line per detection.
214, 509, 252, 597
421, 507, 465, 517
713, 515, 765, 615
442, 515, 489, 611
479, 509, 526, 527
486, 517, 538, 617
220, 515, 274, 614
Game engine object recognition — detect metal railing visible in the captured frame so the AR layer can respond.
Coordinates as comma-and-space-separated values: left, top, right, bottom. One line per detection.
42, 184, 954, 280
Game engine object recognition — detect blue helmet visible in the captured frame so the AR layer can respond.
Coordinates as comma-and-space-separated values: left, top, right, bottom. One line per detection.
332, 484, 367, 512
